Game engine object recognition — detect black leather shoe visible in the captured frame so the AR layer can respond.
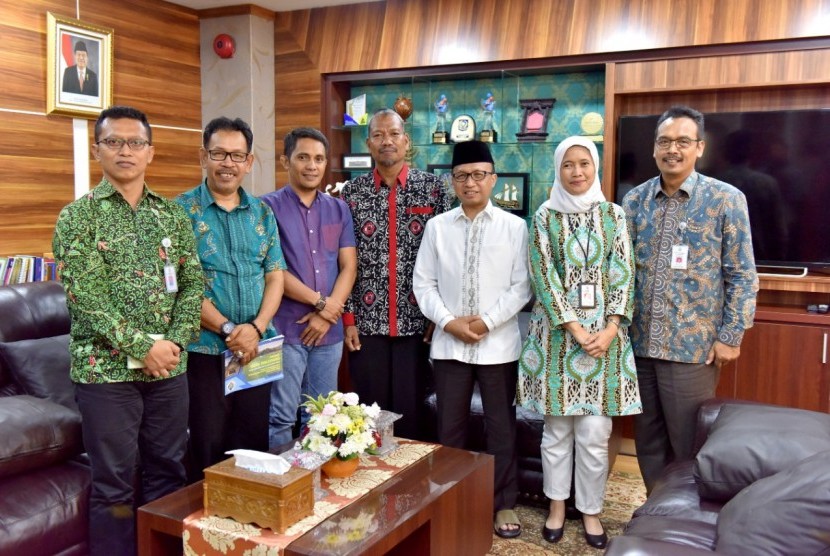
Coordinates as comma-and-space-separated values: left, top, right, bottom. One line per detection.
582, 518, 608, 549
542, 524, 564, 543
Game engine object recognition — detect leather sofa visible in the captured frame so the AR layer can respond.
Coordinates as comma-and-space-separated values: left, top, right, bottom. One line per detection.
0, 281, 90, 555
605, 398, 830, 555
423, 301, 621, 507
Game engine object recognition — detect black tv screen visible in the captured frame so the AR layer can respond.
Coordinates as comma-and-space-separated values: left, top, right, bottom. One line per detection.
615, 109, 830, 273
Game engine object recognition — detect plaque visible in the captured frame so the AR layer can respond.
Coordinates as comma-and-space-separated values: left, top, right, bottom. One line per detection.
450, 114, 476, 143
433, 93, 449, 144
480, 92, 497, 143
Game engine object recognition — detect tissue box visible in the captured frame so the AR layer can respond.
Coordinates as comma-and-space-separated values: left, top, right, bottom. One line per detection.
204, 456, 314, 533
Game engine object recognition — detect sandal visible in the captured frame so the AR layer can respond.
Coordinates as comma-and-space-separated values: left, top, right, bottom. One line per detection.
493, 508, 522, 539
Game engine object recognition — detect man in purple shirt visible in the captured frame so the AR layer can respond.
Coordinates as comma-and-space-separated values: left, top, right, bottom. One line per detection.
261, 128, 357, 448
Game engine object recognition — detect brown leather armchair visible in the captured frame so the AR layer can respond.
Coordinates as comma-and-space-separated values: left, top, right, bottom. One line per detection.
0, 281, 90, 555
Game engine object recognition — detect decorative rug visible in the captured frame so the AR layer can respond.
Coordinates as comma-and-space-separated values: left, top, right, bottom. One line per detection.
488, 470, 647, 555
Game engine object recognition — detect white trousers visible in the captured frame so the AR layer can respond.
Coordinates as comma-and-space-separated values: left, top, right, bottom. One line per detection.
541, 415, 613, 515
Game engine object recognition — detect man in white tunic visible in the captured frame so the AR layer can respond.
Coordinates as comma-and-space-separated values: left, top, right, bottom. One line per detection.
413, 140, 532, 538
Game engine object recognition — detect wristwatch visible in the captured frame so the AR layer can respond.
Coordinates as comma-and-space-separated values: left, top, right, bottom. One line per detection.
219, 321, 236, 340
314, 294, 327, 312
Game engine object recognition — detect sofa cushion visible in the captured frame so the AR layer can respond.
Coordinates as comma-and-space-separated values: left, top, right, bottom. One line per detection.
716, 449, 830, 555
0, 395, 83, 478
693, 403, 830, 502
0, 459, 90, 556
0, 334, 76, 411
633, 461, 723, 525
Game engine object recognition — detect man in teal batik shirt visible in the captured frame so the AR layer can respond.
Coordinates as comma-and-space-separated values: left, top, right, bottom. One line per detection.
53, 106, 203, 556
176, 116, 286, 482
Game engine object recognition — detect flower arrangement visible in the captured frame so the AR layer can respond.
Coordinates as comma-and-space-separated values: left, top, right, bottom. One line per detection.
300, 391, 381, 461
320, 508, 379, 547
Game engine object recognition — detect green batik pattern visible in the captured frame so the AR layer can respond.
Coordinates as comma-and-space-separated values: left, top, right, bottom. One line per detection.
53, 179, 203, 384
517, 202, 641, 417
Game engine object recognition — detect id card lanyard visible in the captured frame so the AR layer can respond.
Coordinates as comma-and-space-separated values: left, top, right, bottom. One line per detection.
575, 213, 597, 309
161, 237, 179, 293
671, 221, 689, 270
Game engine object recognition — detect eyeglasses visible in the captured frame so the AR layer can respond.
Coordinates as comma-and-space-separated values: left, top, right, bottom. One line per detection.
97, 138, 151, 150
452, 170, 495, 183
655, 137, 701, 150
207, 150, 250, 163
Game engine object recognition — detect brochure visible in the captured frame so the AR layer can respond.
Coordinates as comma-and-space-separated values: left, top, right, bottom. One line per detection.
223, 335, 284, 396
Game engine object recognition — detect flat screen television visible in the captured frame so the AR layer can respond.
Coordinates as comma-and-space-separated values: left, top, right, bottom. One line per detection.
615, 109, 830, 274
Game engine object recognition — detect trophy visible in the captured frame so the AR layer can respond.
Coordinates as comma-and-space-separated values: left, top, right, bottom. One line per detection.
480, 92, 497, 142
433, 94, 449, 144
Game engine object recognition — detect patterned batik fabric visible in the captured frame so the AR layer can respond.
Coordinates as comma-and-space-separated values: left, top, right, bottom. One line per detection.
176, 181, 286, 354
53, 179, 203, 384
341, 167, 452, 336
518, 202, 642, 417
621, 172, 758, 364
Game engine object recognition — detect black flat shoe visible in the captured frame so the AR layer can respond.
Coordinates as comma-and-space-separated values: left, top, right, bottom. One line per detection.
582, 518, 608, 549
542, 524, 564, 543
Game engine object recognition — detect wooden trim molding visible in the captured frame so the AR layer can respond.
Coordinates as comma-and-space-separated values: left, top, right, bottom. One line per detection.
199, 5, 275, 21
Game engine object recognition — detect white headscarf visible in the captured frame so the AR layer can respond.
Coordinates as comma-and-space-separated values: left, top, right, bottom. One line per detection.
545, 136, 606, 213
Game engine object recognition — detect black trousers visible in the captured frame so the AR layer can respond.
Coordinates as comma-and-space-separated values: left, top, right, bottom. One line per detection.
76, 373, 188, 556
432, 358, 519, 512
186, 352, 271, 482
347, 334, 431, 441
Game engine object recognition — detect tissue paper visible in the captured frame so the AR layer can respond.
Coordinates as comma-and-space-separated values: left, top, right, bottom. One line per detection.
226, 449, 291, 475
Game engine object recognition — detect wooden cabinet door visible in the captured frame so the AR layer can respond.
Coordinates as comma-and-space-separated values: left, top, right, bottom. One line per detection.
732, 322, 829, 412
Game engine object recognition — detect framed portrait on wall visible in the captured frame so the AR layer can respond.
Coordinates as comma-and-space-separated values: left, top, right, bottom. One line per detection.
491, 173, 529, 216
46, 12, 113, 119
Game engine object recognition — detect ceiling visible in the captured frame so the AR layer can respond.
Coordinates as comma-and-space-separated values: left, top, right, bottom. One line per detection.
166, 0, 380, 11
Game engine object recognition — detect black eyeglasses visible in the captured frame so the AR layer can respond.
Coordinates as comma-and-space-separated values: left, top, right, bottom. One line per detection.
97, 138, 151, 150
207, 150, 250, 163
655, 137, 701, 150
452, 170, 495, 183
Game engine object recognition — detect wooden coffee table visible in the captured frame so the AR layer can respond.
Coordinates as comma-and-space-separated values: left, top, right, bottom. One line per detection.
138, 445, 494, 555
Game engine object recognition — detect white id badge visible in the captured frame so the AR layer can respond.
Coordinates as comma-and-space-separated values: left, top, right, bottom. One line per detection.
164, 262, 179, 293
671, 245, 689, 270
578, 283, 597, 308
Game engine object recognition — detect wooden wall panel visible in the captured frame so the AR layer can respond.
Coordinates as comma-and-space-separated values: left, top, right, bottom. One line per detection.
0, 0, 202, 258
615, 49, 830, 92
280, 0, 828, 75
0, 111, 74, 257
273, 0, 829, 184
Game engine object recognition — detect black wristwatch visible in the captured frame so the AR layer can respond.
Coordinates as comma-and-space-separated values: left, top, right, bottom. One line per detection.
219, 321, 236, 340
314, 294, 327, 312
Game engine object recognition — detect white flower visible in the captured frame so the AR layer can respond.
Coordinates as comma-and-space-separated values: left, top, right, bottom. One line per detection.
343, 392, 359, 406
300, 391, 380, 461
364, 402, 381, 419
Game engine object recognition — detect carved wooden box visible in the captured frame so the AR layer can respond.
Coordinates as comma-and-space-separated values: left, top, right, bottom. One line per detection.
203, 457, 314, 533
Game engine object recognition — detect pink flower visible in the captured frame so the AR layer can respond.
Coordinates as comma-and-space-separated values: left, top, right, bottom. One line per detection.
321, 403, 337, 417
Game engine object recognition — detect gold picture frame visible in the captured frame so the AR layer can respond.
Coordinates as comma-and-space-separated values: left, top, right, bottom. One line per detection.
46, 12, 113, 119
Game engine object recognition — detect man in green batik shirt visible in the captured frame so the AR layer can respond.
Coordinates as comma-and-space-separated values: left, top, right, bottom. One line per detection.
53, 106, 203, 556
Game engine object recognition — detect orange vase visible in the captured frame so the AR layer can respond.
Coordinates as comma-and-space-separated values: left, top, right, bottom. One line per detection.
321, 457, 359, 478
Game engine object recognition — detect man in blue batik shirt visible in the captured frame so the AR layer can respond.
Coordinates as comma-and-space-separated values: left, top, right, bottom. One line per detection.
622, 105, 758, 494
177, 116, 286, 482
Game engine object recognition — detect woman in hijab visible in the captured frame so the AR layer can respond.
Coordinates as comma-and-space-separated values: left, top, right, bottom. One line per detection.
517, 136, 641, 549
